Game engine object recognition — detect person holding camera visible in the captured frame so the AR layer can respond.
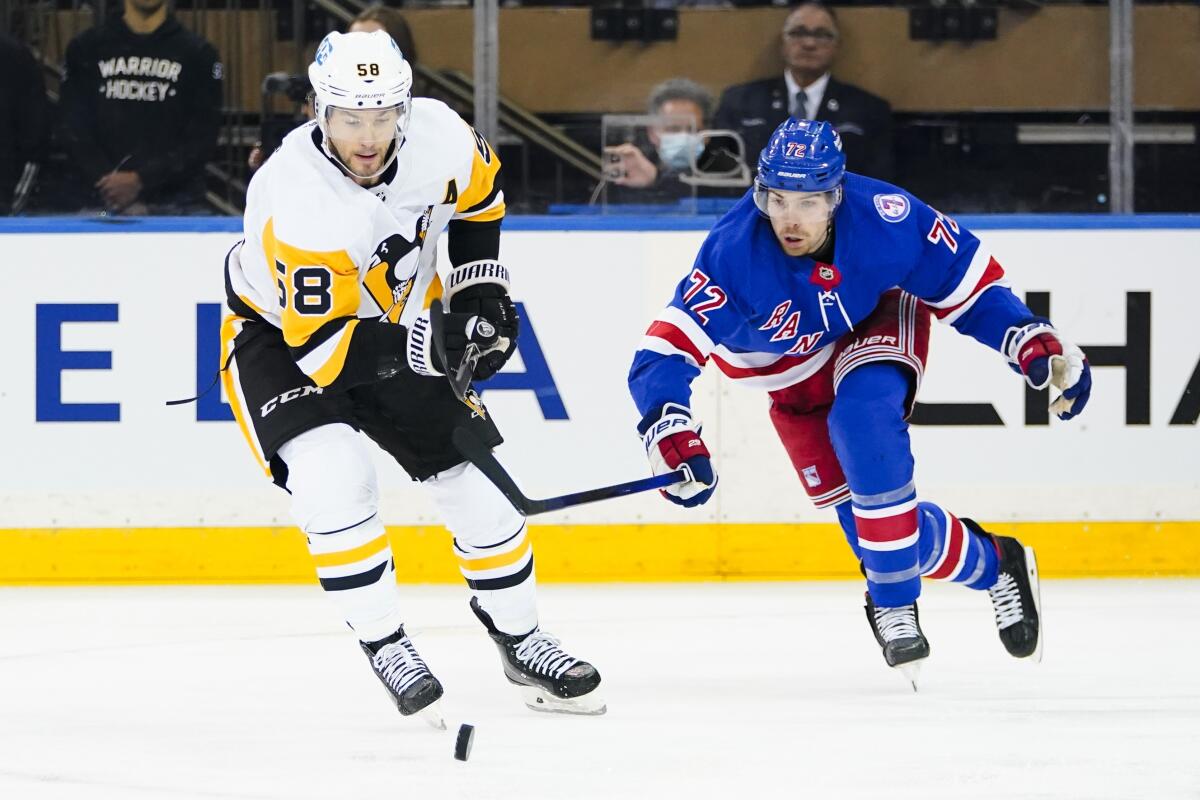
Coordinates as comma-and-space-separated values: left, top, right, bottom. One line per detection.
605, 78, 746, 205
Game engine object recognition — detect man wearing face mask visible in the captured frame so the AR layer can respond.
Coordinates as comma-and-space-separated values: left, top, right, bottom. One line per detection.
605, 78, 744, 203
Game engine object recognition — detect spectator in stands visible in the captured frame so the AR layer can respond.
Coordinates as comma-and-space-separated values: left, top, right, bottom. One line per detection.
606, 78, 746, 202
713, 1, 894, 180
58, 0, 222, 215
0, 33, 49, 215
350, 5, 441, 103
350, 5, 418, 69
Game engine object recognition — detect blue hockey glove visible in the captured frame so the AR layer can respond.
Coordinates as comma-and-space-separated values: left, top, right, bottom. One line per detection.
639, 403, 718, 507
1005, 321, 1092, 420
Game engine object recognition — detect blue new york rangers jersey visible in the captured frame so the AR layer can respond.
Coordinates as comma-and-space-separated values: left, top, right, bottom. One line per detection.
628, 172, 1036, 417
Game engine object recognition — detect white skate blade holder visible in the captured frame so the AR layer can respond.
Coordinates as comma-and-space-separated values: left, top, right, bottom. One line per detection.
1025, 545, 1044, 664
897, 660, 923, 693
519, 685, 607, 716
419, 699, 447, 730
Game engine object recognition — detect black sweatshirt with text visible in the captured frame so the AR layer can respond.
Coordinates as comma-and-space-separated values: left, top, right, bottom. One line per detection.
58, 14, 221, 206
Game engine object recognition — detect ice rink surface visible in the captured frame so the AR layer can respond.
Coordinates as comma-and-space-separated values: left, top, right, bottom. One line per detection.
1, 580, 1197, 800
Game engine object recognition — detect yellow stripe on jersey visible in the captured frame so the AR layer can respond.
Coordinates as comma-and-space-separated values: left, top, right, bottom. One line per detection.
454, 127, 505, 223
220, 314, 269, 476
422, 273, 443, 310
262, 217, 361, 384
306, 319, 360, 387
235, 292, 268, 319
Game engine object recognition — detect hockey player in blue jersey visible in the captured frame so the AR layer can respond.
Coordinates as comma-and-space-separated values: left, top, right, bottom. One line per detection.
628, 119, 1092, 686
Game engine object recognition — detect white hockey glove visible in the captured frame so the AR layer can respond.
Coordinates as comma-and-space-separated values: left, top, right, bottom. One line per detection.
1005, 321, 1093, 420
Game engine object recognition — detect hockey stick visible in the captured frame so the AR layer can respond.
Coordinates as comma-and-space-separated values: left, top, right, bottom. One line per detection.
452, 426, 693, 516
428, 299, 481, 404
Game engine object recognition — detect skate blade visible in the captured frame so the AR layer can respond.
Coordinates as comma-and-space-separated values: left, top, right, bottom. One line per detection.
519, 685, 607, 716
1024, 546, 1044, 664
897, 660, 923, 693
419, 699, 447, 730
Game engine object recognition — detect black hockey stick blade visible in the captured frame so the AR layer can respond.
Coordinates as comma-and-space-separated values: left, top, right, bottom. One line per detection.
452, 426, 692, 516
428, 299, 478, 404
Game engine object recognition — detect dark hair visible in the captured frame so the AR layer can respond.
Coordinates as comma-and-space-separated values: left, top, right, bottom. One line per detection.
351, 5, 418, 65
647, 78, 713, 121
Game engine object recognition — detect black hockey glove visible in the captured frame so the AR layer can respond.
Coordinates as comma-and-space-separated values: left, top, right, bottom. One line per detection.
429, 312, 504, 377
449, 283, 519, 381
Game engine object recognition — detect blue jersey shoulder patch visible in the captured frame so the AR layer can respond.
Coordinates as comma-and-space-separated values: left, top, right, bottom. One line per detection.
873, 193, 911, 223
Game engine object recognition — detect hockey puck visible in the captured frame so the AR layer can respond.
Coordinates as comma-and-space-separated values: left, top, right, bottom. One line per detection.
453, 723, 475, 761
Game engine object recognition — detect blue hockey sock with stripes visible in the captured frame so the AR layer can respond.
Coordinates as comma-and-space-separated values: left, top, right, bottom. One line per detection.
829, 363, 922, 607
917, 501, 999, 589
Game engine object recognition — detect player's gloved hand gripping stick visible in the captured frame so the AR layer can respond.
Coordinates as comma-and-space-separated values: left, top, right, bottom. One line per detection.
638, 403, 718, 507
452, 427, 693, 516
429, 299, 488, 402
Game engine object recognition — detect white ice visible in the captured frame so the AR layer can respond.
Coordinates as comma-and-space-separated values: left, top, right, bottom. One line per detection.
1, 580, 1197, 800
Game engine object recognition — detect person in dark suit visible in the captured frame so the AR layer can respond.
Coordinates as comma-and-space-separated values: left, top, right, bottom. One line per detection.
713, 1, 894, 181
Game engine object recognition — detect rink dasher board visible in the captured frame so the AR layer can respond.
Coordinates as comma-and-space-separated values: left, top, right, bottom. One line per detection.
0, 217, 1197, 580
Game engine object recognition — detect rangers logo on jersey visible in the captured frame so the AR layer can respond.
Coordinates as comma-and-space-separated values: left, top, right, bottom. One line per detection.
873, 193, 911, 223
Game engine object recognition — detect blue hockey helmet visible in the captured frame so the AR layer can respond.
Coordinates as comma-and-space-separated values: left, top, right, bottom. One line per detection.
754, 119, 845, 223
756, 118, 845, 192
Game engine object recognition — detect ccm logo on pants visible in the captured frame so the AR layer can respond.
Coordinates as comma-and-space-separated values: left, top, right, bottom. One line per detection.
261, 385, 324, 418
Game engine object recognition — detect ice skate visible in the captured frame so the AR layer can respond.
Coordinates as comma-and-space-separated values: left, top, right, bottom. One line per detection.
965, 519, 1043, 662
360, 626, 446, 728
470, 598, 605, 715
864, 593, 930, 692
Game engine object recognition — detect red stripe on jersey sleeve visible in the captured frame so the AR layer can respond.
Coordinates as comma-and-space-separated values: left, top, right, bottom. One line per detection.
931, 256, 1006, 320
646, 320, 708, 366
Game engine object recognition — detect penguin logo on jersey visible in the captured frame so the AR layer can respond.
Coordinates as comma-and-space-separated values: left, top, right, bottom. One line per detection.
873, 193, 911, 223
367, 218, 425, 321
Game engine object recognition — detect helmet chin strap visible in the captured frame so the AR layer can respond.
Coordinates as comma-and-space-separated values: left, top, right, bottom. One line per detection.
811, 221, 833, 255
316, 108, 405, 181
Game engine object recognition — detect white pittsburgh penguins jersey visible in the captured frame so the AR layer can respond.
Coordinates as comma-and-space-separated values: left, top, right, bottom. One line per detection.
228, 98, 504, 388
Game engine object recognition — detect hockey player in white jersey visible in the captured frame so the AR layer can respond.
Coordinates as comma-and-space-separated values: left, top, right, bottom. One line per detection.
222, 31, 603, 722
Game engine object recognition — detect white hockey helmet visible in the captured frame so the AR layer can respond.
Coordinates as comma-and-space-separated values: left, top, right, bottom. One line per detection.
308, 30, 414, 178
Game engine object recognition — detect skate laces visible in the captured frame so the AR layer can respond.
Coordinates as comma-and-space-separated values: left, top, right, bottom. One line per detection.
874, 604, 920, 642
989, 573, 1024, 630
514, 630, 579, 679
373, 637, 431, 695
